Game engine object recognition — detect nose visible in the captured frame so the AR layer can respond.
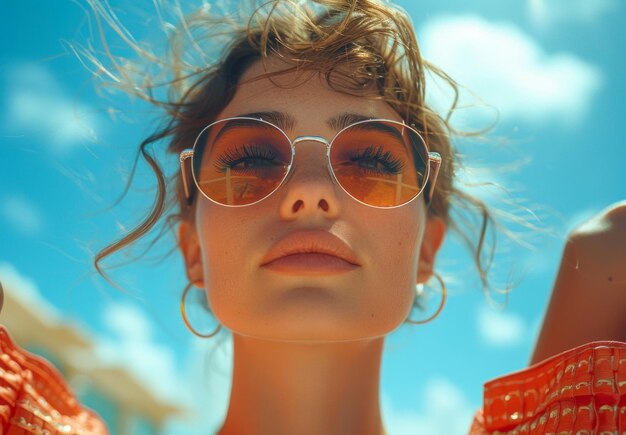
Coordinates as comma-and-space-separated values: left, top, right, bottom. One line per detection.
278, 138, 341, 221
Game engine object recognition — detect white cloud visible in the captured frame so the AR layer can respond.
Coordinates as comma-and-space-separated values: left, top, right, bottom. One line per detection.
382, 378, 477, 434
477, 304, 526, 346
0, 261, 60, 320
528, 0, 619, 27
3, 64, 99, 153
0, 261, 229, 432
0, 194, 44, 236
420, 16, 602, 128
95, 305, 235, 434
94, 302, 187, 405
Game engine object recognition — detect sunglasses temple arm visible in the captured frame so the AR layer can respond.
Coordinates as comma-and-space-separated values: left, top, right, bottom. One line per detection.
180, 150, 195, 206
426, 152, 442, 205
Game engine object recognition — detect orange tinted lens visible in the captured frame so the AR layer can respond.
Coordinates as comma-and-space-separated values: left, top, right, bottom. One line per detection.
329, 121, 428, 207
193, 119, 292, 205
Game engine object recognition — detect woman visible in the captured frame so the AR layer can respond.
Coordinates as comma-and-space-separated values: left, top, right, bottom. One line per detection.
1, 0, 624, 433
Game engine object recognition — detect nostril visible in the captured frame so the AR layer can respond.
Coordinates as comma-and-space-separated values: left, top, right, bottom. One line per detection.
292, 200, 304, 213
291, 199, 330, 213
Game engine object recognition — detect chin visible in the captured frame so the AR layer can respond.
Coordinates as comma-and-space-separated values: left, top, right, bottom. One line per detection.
227, 314, 399, 342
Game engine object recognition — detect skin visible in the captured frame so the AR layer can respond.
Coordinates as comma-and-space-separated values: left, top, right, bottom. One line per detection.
530, 200, 626, 364
177, 56, 625, 433
178, 59, 446, 435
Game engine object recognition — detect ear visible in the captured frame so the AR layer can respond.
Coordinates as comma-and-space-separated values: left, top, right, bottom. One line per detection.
416, 216, 446, 284
178, 220, 204, 288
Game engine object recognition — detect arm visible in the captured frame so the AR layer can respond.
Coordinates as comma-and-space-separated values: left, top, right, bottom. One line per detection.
529, 200, 626, 365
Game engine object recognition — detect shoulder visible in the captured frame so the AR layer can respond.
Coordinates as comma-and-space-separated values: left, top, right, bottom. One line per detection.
470, 340, 626, 434
0, 325, 108, 434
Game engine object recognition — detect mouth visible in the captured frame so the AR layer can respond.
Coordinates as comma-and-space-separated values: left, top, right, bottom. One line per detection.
261, 252, 359, 274
260, 230, 361, 275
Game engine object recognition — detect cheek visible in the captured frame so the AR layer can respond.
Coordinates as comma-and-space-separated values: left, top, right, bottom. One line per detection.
196, 202, 256, 319
368, 207, 422, 273
355, 208, 424, 325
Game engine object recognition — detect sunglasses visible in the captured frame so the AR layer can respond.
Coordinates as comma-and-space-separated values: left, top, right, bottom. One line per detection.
180, 117, 442, 208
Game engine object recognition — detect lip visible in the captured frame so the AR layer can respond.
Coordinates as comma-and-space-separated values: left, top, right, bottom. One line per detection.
260, 230, 361, 273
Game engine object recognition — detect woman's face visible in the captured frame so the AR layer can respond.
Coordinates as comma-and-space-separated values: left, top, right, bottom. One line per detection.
179, 59, 445, 342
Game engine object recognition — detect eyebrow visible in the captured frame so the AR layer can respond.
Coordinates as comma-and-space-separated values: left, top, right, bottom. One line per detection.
236, 111, 296, 131
211, 117, 278, 145
235, 110, 395, 133
327, 112, 372, 130
217, 111, 409, 154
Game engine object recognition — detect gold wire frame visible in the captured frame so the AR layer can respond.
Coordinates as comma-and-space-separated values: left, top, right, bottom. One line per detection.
180, 282, 222, 338
405, 272, 446, 325
179, 117, 442, 208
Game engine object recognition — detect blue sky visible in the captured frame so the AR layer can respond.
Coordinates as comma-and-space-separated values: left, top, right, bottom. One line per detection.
0, 0, 625, 433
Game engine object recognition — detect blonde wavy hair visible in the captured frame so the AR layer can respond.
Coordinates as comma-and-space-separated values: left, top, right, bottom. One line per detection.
79, 0, 520, 313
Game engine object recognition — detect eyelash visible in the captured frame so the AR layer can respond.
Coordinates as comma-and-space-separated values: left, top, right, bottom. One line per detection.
213, 143, 282, 172
213, 143, 405, 175
348, 145, 405, 174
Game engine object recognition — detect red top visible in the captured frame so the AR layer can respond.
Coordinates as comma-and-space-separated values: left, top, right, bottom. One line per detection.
0, 324, 624, 434
469, 340, 626, 434
0, 326, 107, 434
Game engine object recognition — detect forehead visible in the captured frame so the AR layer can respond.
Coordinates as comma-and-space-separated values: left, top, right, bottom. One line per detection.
217, 58, 404, 133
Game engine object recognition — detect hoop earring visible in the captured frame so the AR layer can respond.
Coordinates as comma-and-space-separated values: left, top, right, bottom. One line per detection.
406, 271, 446, 325
180, 281, 222, 338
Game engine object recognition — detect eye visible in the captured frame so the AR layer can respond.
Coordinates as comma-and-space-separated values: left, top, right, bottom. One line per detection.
348, 145, 405, 175
213, 143, 286, 172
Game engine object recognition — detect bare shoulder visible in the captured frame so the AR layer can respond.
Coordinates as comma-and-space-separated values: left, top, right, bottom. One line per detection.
568, 200, 626, 262
529, 200, 626, 365
563, 200, 626, 288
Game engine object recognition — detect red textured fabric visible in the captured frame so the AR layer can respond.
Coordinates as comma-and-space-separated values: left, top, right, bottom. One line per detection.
0, 326, 107, 435
469, 340, 626, 434
2, 323, 624, 434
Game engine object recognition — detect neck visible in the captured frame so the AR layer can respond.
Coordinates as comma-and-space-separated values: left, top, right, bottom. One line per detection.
217, 334, 387, 435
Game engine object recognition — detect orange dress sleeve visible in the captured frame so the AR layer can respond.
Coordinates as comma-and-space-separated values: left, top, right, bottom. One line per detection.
0, 325, 108, 434
469, 340, 626, 434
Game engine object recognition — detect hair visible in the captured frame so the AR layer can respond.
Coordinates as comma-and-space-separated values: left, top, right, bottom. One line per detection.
79, 0, 521, 318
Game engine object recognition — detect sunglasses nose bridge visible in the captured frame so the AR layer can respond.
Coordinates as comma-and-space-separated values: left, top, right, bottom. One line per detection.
282, 135, 333, 183
292, 135, 330, 151
289, 135, 332, 166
